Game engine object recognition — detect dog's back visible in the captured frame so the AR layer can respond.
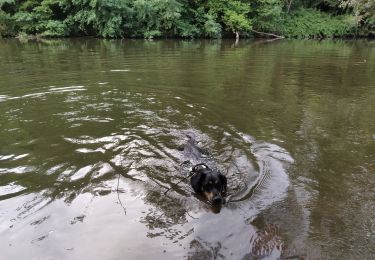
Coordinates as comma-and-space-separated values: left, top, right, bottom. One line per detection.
183, 134, 203, 163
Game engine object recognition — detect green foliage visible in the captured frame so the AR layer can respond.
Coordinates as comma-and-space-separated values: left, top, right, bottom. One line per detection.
64, 9, 97, 36
341, 0, 375, 35
207, 0, 251, 35
0, 0, 15, 37
132, 0, 183, 38
175, 19, 200, 38
0, 9, 14, 36
41, 20, 69, 37
94, 0, 132, 38
281, 8, 356, 38
13, 11, 38, 34
203, 13, 222, 38
251, 0, 283, 32
223, 9, 251, 33
0, 0, 371, 38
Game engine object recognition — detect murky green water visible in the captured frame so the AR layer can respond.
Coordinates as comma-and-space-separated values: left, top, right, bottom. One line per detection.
0, 39, 374, 259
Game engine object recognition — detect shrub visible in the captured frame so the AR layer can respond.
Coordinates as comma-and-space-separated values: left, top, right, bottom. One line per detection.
281, 9, 357, 38
41, 20, 69, 37
0, 10, 15, 37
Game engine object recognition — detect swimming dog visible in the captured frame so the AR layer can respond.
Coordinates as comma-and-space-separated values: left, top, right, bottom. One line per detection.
190, 163, 227, 205
180, 134, 227, 206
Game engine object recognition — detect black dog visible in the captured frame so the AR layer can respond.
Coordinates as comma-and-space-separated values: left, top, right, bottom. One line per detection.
190, 163, 227, 205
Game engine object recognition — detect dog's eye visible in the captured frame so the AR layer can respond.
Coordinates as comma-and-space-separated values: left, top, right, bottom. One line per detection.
215, 180, 219, 184
208, 181, 213, 185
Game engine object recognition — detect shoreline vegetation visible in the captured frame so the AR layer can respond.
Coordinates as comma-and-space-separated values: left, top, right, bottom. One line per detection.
0, 0, 374, 40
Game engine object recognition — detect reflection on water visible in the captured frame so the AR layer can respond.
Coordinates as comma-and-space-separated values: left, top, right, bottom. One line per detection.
0, 39, 374, 259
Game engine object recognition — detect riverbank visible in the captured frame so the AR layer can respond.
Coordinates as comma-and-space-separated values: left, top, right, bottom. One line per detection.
2, 33, 374, 44
1, 1, 374, 40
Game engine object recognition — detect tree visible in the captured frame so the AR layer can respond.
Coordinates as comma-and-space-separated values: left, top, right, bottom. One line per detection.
0, 0, 372, 38
341, 0, 375, 35
250, 0, 283, 33
223, 9, 251, 39
207, 0, 251, 39
132, 0, 184, 38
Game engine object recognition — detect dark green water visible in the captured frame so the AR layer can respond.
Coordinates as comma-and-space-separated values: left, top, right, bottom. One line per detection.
0, 39, 374, 259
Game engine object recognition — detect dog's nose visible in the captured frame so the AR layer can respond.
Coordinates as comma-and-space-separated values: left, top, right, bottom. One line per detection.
212, 196, 223, 205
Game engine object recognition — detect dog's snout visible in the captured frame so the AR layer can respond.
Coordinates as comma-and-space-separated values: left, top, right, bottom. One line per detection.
212, 196, 223, 205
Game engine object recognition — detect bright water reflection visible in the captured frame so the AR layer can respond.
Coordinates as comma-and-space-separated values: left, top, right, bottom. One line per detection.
0, 39, 374, 259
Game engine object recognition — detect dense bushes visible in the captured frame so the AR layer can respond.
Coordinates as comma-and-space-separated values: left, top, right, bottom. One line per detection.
281, 9, 356, 38
0, 9, 15, 37
0, 0, 373, 38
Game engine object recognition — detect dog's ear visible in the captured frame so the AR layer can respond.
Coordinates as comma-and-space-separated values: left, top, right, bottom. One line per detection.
219, 173, 227, 193
191, 172, 204, 193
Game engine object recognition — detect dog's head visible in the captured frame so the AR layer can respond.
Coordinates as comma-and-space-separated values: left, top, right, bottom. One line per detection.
190, 163, 227, 205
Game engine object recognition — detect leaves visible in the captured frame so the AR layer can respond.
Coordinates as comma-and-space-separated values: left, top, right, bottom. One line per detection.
41, 20, 69, 37
132, 0, 183, 38
341, 0, 375, 35
250, 0, 283, 32
281, 8, 356, 38
203, 13, 222, 38
207, 0, 251, 34
223, 10, 251, 33
0, 0, 371, 38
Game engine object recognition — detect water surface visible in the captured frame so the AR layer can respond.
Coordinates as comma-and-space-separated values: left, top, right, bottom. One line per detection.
0, 39, 374, 259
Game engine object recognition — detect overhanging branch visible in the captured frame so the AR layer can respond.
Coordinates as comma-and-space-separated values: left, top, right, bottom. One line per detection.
251, 29, 285, 39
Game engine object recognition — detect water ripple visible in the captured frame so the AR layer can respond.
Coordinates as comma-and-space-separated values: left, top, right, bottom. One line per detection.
3, 39, 371, 259
0, 182, 26, 196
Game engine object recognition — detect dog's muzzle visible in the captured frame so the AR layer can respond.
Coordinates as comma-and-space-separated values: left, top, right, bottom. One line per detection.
212, 195, 225, 205
205, 191, 225, 205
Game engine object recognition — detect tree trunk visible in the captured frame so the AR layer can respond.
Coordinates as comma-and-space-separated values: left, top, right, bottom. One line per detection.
235, 31, 240, 40
287, 0, 293, 13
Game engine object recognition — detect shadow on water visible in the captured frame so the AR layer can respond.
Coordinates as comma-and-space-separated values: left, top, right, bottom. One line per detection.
0, 38, 374, 259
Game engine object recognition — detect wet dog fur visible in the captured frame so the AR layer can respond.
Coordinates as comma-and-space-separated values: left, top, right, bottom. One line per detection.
190, 163, 227, 205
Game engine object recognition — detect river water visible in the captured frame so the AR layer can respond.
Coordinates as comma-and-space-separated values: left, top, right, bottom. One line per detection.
0, 39, 374, 259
